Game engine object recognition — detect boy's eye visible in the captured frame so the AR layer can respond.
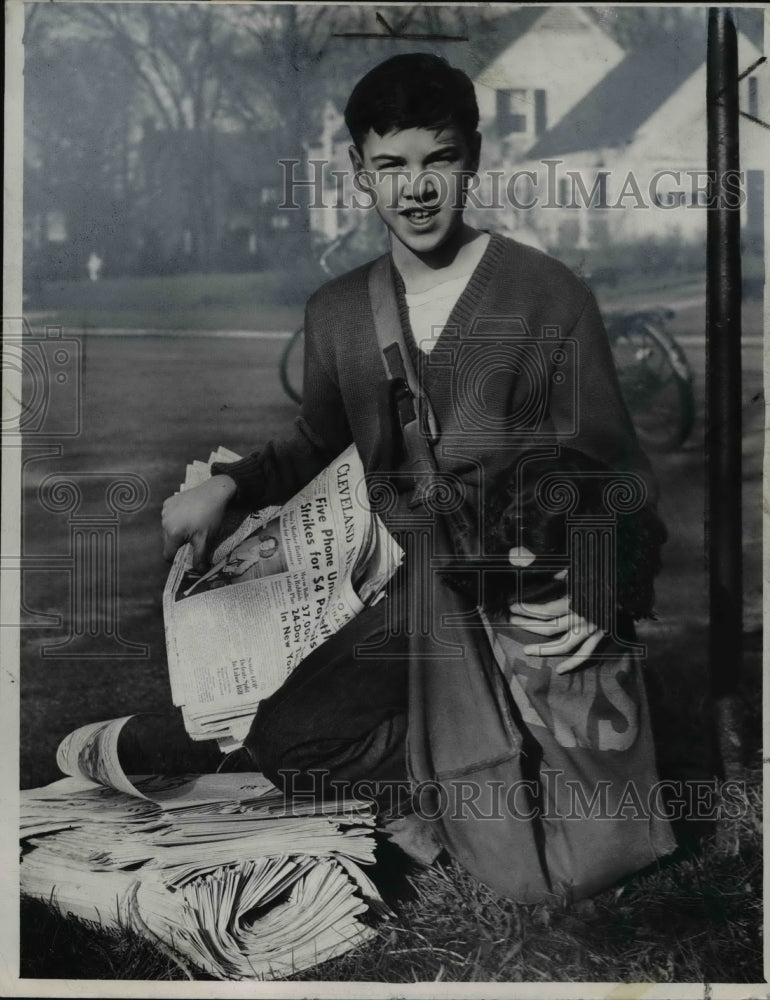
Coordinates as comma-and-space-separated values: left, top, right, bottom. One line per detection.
431, 149, 461, 164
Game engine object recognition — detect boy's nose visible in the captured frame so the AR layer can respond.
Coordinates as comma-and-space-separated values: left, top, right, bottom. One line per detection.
402, 172, 439, 204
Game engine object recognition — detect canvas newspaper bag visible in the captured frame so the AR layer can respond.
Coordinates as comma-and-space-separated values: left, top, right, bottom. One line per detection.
367, 254, 675, 903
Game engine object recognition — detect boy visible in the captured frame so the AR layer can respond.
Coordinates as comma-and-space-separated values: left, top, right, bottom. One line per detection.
162, 54, 669, 893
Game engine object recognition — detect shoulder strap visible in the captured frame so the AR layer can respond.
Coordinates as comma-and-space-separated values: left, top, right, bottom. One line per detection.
367, 255, 440, 445
368, 256, 475, 554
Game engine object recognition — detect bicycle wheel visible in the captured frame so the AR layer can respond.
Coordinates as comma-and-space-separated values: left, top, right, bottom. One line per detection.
279, 325, 304, 404
609, 319, 695, 452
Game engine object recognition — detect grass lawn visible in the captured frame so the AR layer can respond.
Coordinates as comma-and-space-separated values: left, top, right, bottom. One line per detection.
25, 267, 716, 333
19, 768, 764, 982
16, 278, 763, 984
27, 270, 306, 331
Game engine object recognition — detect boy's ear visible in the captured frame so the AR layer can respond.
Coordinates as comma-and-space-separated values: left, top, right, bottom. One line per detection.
349, 143, 375, 193
348, 143, 364, 175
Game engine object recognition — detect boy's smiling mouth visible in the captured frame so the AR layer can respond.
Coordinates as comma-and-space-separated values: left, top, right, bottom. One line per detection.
400, 206, 440, 225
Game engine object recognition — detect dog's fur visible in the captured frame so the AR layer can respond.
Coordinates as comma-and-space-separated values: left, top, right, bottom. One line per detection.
447, 449, 667, 630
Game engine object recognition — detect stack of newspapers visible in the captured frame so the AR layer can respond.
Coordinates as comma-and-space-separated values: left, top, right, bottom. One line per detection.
164, 445, 404, 751
21, 717, 384, 980
22, 446, 403, 978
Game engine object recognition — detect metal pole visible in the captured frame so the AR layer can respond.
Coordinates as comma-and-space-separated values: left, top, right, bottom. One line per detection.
706, 8, 743, 776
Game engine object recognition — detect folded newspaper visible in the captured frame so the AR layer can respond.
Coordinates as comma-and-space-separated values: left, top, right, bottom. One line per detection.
164, 444, 403, 751
21, 715, 384, 980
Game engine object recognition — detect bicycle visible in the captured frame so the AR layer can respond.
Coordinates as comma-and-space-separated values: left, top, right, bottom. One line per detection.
604, 307, 695, 452
279, 238, 696, 452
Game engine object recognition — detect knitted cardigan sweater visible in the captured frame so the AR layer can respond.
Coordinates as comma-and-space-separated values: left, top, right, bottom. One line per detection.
212, 233, 656, 520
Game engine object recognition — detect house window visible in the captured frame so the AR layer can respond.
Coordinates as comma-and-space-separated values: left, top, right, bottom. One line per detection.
496, 90, 528, 135
46, 211, 67, 243
748, 76, 758, 118
497, 89, 547, 138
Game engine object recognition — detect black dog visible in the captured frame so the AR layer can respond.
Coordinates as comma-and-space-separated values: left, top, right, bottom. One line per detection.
447, 448, 667, 631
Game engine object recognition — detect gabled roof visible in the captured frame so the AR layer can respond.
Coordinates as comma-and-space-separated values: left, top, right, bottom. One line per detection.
466, 6, 549, 74
526, 27, 706, 159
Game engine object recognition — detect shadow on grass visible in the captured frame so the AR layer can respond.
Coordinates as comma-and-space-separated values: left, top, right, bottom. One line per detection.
19, 896, 208, 981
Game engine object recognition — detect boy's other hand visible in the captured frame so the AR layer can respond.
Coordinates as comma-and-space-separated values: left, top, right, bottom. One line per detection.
507, 593, 605, 675
161, 474, 238, 571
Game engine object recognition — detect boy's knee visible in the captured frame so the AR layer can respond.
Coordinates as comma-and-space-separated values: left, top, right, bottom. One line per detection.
245, 698, 333, 795
244, 699, 294, 781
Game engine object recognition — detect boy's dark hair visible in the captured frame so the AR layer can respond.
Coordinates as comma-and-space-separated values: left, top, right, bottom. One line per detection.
344, 53, 479, 150
446, 449, 667, 630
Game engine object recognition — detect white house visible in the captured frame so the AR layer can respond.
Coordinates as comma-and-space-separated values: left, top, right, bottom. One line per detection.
518, 17, 767, 249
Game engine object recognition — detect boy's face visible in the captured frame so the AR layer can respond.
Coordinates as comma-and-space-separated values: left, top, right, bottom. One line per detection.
350, 125, 480, 257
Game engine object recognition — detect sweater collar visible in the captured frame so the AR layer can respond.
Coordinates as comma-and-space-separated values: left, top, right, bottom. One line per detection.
388, 232, 507, 367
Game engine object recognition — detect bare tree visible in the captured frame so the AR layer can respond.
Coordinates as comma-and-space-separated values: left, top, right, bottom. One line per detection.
24, 6, 143, 281
67, 4, 244, 270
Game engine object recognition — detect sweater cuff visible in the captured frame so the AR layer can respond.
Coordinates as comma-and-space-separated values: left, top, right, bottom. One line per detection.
210, 455, 264, 506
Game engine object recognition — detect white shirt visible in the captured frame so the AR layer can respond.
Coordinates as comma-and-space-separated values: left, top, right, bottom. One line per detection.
401, 232, 491, 354
405, 272, 474, 354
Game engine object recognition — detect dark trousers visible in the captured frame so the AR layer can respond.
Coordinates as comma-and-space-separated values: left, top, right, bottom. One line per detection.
244, 597, 410, 804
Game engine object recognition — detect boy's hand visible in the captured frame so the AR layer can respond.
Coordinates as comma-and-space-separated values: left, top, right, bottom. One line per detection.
507, 594, 605, 675
161, 475, 238, 571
